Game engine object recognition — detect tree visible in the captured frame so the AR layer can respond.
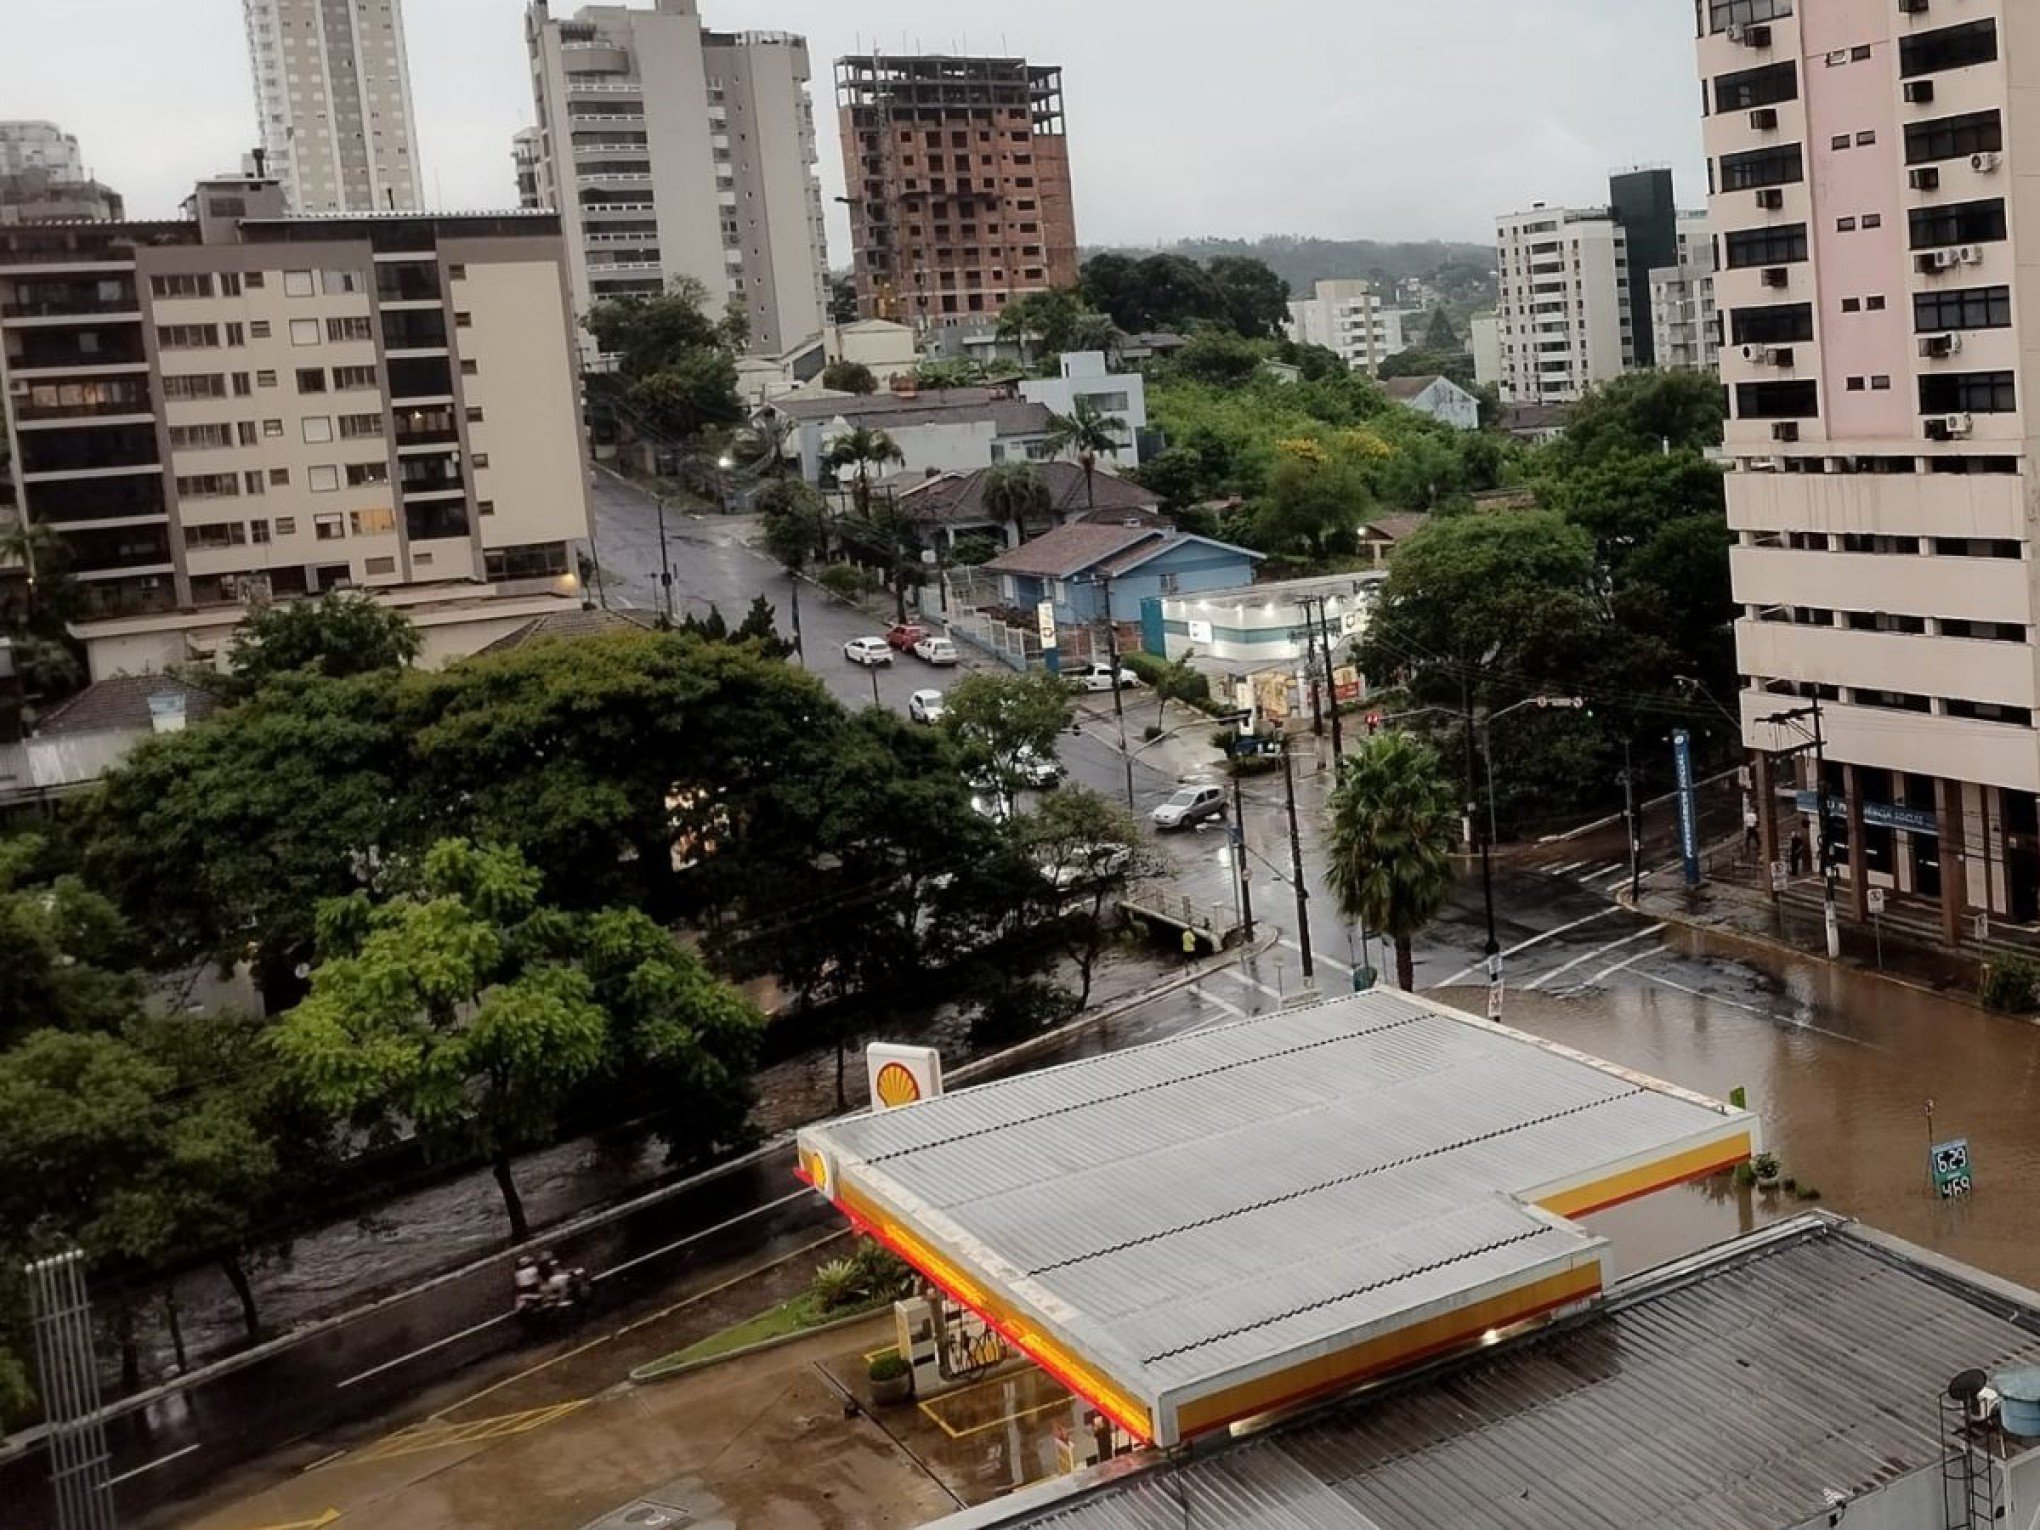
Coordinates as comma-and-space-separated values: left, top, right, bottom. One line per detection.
1019, 788, 1148, 1007
624, 350, 744, 441
586, 278, 745, 447
1324, 734, 1458, 991
1147, 648, 1207, 729
757, 478, 832, 574
1423, 307, 1458, 349
941, 672, 1073, 817
1045, 397, 1129, 517
823, 426, 905, 515
837, 489, 924, 622
1253, 447, 1375, 562
585, 277, 726, 380
997, 289, 1116, 361
821, 359, 879, 395
1206, 256, 1292, 340
0, 835, 142, 1048
980, 461, 1052, 545
828, 273, 859, 325
224, 592, 420, 696
1554, 368, 1725, 461
271, 840, 612, 1241
1170, 330, 1268, 388
1376, 346, 1476, 389
736, 412, 797, 477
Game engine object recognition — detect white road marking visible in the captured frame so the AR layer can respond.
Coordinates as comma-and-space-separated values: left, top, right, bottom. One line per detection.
1575, 863, 1623, 882
1185, 985, 1248, 1027
1280, 938, 1353, 976
109, 1443, 200, 1485
1545, 859, 1590, 876
1526, 924, 1666, 992
335, 1313, 512, 1389
1632, 971, 1885, 1051
1217, 966, 1284, 1001
1429, 907, 1624, 989
1597, 865, 1639, 886
1586, 945, 1667, 987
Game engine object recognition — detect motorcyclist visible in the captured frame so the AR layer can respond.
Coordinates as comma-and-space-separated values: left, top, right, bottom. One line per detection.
512, 1255, 541, 1310
537, 1250, 574, 1306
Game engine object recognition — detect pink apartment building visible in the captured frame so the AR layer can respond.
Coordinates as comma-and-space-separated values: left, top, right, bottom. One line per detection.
1701, 0, 2040, 941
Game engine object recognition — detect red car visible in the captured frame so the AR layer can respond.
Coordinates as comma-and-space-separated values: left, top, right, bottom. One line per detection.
886, 623, 929, 652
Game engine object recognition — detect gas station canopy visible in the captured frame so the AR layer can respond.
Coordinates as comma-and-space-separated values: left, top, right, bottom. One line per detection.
796, 991, 1756, 1449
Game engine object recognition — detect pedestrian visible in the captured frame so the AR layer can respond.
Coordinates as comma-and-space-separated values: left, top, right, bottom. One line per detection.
1744, 806, 1760, 858
1789, 831, 1808, 878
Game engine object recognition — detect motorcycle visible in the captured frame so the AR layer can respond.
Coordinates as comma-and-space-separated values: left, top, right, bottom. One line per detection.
514, 1261, 593, 1327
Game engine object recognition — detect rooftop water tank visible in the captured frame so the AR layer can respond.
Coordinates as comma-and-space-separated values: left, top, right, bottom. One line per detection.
1996, 1367, 2040, 1437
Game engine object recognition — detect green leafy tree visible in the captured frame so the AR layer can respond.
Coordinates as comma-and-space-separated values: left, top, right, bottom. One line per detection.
757, 478, 832, 573
585, 277, 726, 379
625, 350, 745, 441
821, 359, 879, 395
587, 277, 745, 446
1126, 255, 1223, 331
1170, 330, 1269, 388
736, 412, 797, 477
1554, 368, 1726, 461
1206, 256, 1292, 340
980, 461, 1052, 545
941, 671, 1073, 817
1147, 648, 1207, 728
1020, 788, 1149, 1007
1254, 449, 1376, 562
837, 490, 925, 622
0, 835, 142, 1046
1046, 397, 1130, 517
828, 273, 859, 324
1376, 346, 1476, 389
1424, 307, 1458, 349
1324, 734, 1459, 991
224, 592, 420, 696
824, 426, 905, 515
996, 289, 1116, 361
271, 840, 611, 1241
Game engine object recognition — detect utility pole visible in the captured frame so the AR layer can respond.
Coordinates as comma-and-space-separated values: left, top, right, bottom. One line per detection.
1232, 770, 1256, 941
787, 572, 804, 663
1315, 595, 1346, 766
1765, 696, 1841, 959
1302, 602, 1325, 742
1281, 739, 1314, 983
1460, 675, 1479, 852
1476, 723, 1501, 1013
1098, 572, 1136, 811
1622, 737, 1641, 903
653, 493, 675, 626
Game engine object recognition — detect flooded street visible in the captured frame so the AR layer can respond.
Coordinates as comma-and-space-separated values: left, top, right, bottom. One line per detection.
1475, 926, 2040, 1285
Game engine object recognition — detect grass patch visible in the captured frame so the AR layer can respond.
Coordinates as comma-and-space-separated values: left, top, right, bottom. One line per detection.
636, 1293, 888, 1378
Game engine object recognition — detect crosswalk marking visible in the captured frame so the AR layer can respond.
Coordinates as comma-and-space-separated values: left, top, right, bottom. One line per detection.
1546, 859, 1589, 876
1526, 924, 1665, 992
1429, 907, 1623, 989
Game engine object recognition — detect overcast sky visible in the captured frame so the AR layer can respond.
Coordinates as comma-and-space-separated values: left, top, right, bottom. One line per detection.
2, 1, 1709, 256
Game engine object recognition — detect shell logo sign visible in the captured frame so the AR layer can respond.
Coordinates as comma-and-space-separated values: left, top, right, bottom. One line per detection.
866, 1043, 943, 1113
798, 1144, 832, 1196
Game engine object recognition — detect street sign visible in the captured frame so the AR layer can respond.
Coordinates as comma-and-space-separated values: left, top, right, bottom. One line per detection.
1035, 601, 1058, 649
1673, 730, 1701, 888
1486, 980, 1504, 1021
1868, 887, 1887, 916
1931, 1138, 1974, 1199
1187, 618, 1214, 644
1771, 861, 1789, 894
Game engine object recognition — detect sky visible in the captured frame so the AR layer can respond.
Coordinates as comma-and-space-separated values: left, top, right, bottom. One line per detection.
0, 1, 1711, 258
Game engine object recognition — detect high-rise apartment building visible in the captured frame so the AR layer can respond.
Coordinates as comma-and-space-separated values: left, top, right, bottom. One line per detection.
1490, 203, 1633, 404
524, 0, 829, 360
835, 55, 1079, 329
0, 123, 85, 181
243, 0, 423, 213
1650, 209, 1721, 373
513, 127, 544, 210
1285, 280, 1412, 375
0, 175, 593, 678
1609, 167, 1680, 365
0, 121, 122, 226
1700, 1, 2036, 941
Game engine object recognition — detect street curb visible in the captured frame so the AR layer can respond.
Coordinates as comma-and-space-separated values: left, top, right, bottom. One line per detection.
627, 1298, 885, 1386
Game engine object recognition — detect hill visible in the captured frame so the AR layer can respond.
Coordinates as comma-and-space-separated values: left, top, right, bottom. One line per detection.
1084, 235, 1497, 303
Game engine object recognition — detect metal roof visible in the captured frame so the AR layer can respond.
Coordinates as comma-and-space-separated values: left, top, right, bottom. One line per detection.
929, 1216, 2040, 1530
797, 991, 1755, 1447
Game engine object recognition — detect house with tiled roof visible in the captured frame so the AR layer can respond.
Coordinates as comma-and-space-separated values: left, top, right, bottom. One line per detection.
0, 670, 218, 808
893, 462, 1164, 548
1380, 373, 1481, 430
773, 385, 1060, 487
981, 523, 1263, 635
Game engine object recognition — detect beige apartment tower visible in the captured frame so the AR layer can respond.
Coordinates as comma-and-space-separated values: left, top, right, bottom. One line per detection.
1699, 0, 2040, 939
243, 0, 423, 213
1490, 204, 1633, 404
0, 176, 594, 678
524, 0, 829, 360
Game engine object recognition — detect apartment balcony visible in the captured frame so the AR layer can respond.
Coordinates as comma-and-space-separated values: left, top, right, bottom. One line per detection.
1730, 544, 2031, 626
24, 473, 166, 525
11, 376, 153, 424
5, 330, 148, 371
576, 169, 654, 186
1743, 689, 2040, 796
568, 111, 644, 126
560, 42, 632, 73
565, 80, 643, 97
17, 422, 159, 477
393, 405, 460, 449
587, 260, 663, 277
573, 140, 650, 157
2, 296, 142, 325
581, 199, 657, 217
53, 521, 175, 576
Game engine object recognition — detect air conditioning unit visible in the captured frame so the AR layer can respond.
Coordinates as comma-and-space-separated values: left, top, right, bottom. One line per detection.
1767, 456, 1792, 472
1750, 107, 1781, 130
1904, 80, 1936, 104
1919, 333, 1963, 358
1756, 187, 1786, 210
1762, 266, 1791, 288
1941, 412, 1975, 438
1898, 0, 1931, 14
1772, 422, 1801, 443
1765, 346, 1796, 367
1726, 22, 1773, 45
1909, 167, 1941, 191
5, 377, 27, 397
1959, 244, 1985, 264
1972, 151, 2002, 174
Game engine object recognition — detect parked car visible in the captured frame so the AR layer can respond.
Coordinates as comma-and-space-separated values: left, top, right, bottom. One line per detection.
909, 689, 947, 725
1035, 842, 1134, 892
1074, 661, 1140, 693
1151, 784, 1228, 831
913, 634, 961, 666
968, 747, 1063, 793
844, 636, 893, 667
886, 623, 929, 652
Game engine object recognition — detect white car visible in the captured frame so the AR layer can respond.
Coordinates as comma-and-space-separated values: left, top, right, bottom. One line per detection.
1074, 661, 1139, 693
844, 636, 893, 667
909, 689, 946, 725
912, 634, 961, 666
1151, 784, 1228, 831
1035, 842, 1134, 891
967, 747, 1063, 792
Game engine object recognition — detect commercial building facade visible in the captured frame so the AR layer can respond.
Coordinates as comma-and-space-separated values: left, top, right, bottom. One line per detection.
524, 0, 829, 360
1649, 207, 1721, 372
1609, 166, 1680, 365
835, 54, 1079, 330
0, 122, 85, 181
0, 176, 592, 677
242, 0, 423, 213
1490, 202, 1632, 403
1284, 279, 1411, 375
1702, 0, 2040, 938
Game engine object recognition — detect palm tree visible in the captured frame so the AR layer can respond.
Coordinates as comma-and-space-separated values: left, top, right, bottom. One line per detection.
1045, 398, 1130, 521
823, 426, 905, 516
0, 517, 67, 625
1324, 733, 1459, 993
979, 461, 1051, 548
737, 412, 797, 478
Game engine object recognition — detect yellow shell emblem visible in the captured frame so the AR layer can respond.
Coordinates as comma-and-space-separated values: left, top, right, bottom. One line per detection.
875, 1062, 923, 1109
799, 1146, 830, 1195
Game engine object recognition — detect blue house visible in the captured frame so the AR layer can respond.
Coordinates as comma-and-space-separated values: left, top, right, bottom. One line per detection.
981, 524, 1264, 638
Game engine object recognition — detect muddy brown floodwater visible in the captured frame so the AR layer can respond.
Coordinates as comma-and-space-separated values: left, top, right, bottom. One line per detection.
1445, 925, 2040, 1288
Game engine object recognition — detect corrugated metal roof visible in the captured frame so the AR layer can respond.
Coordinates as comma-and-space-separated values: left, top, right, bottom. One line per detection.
802, 992, 1752, 1444
944, 1219, 2040, 1530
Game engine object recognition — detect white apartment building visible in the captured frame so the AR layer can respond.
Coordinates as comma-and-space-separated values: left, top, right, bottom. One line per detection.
0, 175, 594, 679
1491, 205, 1632, 404
513, 128, 545, 210
1469, 312, 1503, 390
1650, 208, 1721, 373
1018, 351, 1146, 467
1700, 0, 2040, 941
0, 123, 85, 181
1285, 280, 1411, 375
524, 0, 829, 360
242, 0, 423, 214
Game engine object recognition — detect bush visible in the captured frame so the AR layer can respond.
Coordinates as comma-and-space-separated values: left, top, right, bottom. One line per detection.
811, 1258, 863, 1311
816, 563, 871, 601
868, 1351, 910, 1383
1142, 725, 1164, 743
1982, 955, 2040, 1013
851, 1240, 916, 1303
969, 973, 1080, 1047
1124, 650, 1214, 708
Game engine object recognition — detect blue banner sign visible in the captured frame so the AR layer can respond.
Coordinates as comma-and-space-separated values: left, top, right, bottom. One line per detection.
1674, 730, 1700, 887
1791, 791, 1939, 837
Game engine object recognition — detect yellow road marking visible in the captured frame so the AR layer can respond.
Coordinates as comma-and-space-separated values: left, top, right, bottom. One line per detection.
246, 1514, 341, 1530
917, 1391, 1070, 1442
861, 1342, 900, 1365
320, 1401, 589, 1469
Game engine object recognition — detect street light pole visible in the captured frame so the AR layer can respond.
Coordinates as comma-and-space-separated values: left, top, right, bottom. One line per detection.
1281, 738, 1315, 984
1475, 694, 1587, 1019
787, 572, 804, 663
1623, 737, 1641, 903
1232, 770, 1256, 942
1316, 595, 1346, 766
654, 493, 675, 626
1097, 572, 1136, 812
1764, 696, 1841, 959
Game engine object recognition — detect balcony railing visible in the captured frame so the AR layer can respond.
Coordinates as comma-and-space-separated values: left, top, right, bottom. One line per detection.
3, 295, 141, 319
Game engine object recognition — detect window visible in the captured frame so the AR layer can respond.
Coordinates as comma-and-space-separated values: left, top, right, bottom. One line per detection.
157, 324, 220, 349
326, 316, 374, 343
1867, 295, 1887, 311
1836, 217, 1857, 233
243, 470, 266, 496
1732, 303, 1815, 345
150, 274, 214, 299
269, 468, 290, 486
1911, 199, 2008, 250
308, 465, 341, 493
257, 368, 278, 387
302, 417, 333, 444
1920, 370, 2015, 414
168, 423, 234, 450
313, 512, 345, 540
290, 318, 321, 346
470, 453, 489, 470
183, 522, 246, 549
220, 272, 243, 298
232, 371, 251, 397
250, 321, 272, 340
274, 516, 296, 536
1862, 213, 1882, 230
1841, 297, 1861, 313
350, 506, 395, 534
1855, 131, 1876, 147
1846, 377, 1866, 392
333, 365, 378, 390
339, 412, 384, 439
225, 323, 245, 347
477, 500, 496, 516
250, 519, 269, 544
237, 421, 258, 446
1736, 380, 1820, 418
1915, 285, 2012, 332
465, 406, 485, 423
460, 359, 478, 375
454, 311, 472, 328
364, 556, 397, 576
283, 270, 316, 297
1831, 135, 1851, 152
296, 367, 327, 393
321, 270, 365, 295
245, 272, 265, 290
346, 462, 390, 488
262, 418, 284, 438
447, 264, 466, 280
1725, 223, 1808, 268
161, 374, 226, 401
1720, 145, 1804, 191
176, 473, 239, 498
1872, 376, 1892, 391
1906, 110, 2002, 165
1900, 19, 1999, 79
